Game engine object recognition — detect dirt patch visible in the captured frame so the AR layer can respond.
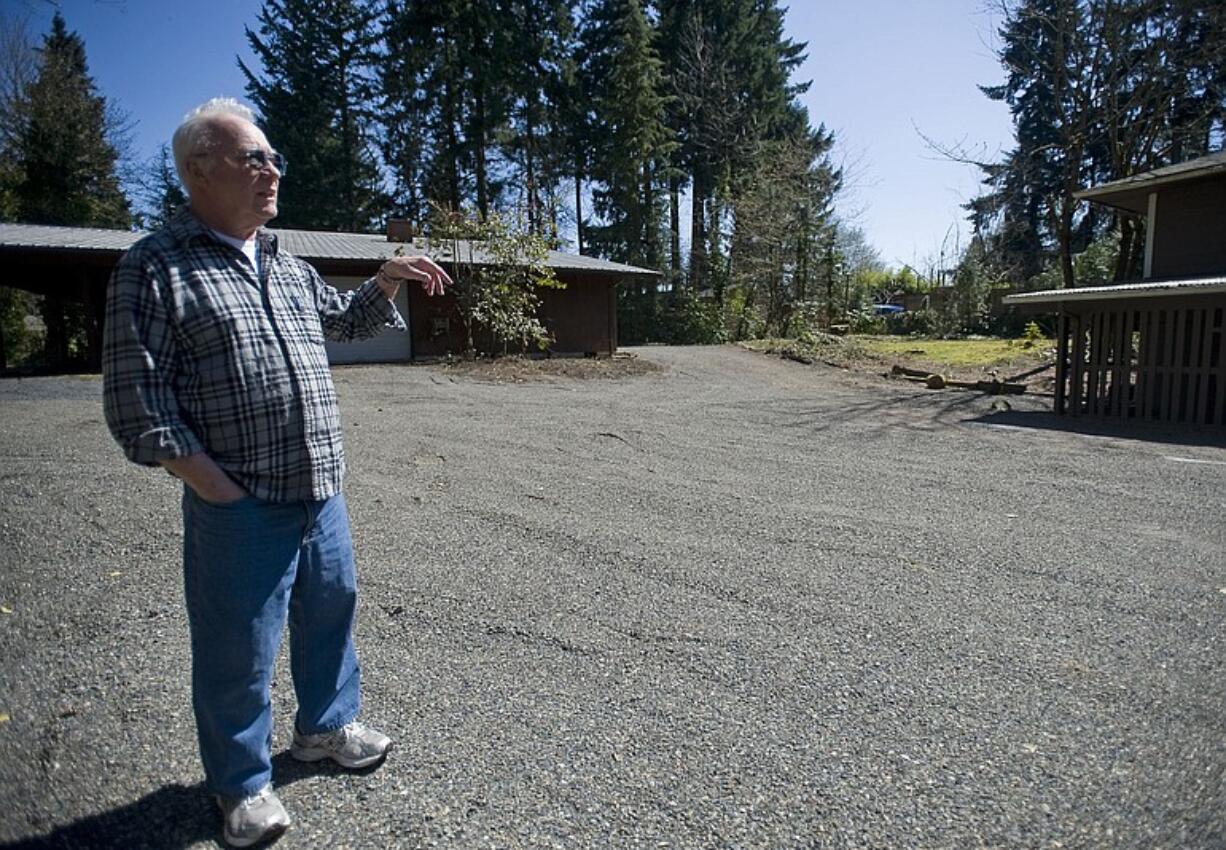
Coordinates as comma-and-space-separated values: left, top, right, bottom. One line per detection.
435, 351, 663, 383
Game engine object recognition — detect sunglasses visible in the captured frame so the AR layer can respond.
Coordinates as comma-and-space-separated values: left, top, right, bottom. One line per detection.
235, 148, 288, 175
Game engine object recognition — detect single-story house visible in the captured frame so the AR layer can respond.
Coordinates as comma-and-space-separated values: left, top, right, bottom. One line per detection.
1004, 151, 1226, 427
0, 220, 659, 367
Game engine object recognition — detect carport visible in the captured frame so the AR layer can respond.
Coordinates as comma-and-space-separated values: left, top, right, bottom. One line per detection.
1005, 151, 1226, 427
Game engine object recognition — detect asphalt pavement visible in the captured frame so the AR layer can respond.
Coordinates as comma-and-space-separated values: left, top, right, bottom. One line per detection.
1, 345, 1223, 849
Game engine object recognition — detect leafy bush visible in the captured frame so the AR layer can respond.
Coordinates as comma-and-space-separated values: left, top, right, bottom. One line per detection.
845, 304, 887, 335
0, 287, 36, 368
785, 300, 824, 344
662, 289, 728, 344
425, 206, 562, 355
617, 288, 728, 345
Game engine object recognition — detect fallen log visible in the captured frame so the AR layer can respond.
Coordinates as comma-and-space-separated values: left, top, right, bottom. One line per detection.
892, 364, 1025, 394
947, 378, 1026, 395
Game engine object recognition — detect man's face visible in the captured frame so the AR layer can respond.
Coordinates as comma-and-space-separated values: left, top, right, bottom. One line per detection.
191, 115, 282, 237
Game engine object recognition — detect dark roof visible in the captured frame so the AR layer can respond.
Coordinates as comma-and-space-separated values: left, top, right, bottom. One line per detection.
1075, 150, 1226, 214
1003, 275, 1226, 305
0, 222, 660, 278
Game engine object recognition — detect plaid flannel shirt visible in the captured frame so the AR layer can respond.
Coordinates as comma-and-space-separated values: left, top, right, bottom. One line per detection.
103, 208, 405, 503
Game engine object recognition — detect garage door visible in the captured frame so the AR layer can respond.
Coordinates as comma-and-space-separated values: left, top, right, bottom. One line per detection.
322, 275, 412, 364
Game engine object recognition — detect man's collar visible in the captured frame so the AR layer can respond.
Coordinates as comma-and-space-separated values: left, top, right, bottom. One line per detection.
168, 206, 278, 257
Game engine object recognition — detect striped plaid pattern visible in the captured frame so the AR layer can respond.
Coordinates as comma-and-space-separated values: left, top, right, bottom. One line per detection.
103, 208, 404, 503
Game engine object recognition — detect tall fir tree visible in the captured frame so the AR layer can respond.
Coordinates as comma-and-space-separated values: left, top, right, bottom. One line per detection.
14, 13, 129, 229
581, 0, 675, 267
655, 0, 810, 292
379, 0, 439, 229
241, 0, 387, 231
502, 0, 577, 241
380, 0, 507, 222
12, 14, 130, 369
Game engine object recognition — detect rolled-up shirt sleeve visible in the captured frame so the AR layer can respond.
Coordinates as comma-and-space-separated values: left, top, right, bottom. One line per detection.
102, 253, 204, 466
310, 263, 406, 343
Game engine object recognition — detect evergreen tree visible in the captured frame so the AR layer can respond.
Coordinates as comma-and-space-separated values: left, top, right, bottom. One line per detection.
502, 0, 577, 241
135, 143, 186, 230
581, 0, 675, 267
728, 114, 839, 334
656, 0, 810, 292
14, 14, 129, 228
241, 0, 387, 231
379, 0, 438, 230
380, 0, 507, 223
11, 14, 130, 369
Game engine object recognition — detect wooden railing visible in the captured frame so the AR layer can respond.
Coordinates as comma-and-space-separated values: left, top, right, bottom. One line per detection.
1056, 299, 1225, 425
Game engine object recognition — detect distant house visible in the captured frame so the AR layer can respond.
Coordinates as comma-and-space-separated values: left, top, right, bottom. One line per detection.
1005, 151, 1226, 427
0, 220, 658, 368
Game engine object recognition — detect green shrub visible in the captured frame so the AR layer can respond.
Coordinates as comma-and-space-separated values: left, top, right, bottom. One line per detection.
662, 289, 728, 344
1019, 320, 1050, 348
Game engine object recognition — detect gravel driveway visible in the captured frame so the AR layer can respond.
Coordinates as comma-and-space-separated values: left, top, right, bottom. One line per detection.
1, 345, 1223, 849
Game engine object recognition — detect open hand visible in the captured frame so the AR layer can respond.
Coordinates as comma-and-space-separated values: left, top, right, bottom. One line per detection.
377, 256, 453, 298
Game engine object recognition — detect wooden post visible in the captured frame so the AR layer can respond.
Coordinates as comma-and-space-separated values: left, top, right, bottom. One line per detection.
1169, 309, 1187, 422
1070, 313, 1086, 416
1213, 306, 1225, 426
1055, 310, 1069, 415
1116, 309, 1132, 417
1162, 307, 1181, 421
1139, 308, 1156, 421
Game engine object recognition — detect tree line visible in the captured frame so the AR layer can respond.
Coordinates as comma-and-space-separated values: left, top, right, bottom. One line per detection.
0, 2, 843, 363
240, 0, 842, 341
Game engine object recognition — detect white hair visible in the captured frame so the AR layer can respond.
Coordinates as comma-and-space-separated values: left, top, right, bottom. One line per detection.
171, 97, 258, 186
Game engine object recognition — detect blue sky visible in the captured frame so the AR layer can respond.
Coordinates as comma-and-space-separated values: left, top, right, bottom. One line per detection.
12, 0, 1014, 271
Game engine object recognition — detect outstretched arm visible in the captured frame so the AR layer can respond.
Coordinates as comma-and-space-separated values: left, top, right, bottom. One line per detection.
313, 255, 451, 343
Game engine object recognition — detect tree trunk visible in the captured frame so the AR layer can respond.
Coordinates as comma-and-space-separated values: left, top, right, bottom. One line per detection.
642, 163, 658, 267
475, 87, 489, 221
574, 157, 585, 255
525, 107, 538, 234
669, 172, 681, 286
689, 168, 706, 292
443, 37, 461, 211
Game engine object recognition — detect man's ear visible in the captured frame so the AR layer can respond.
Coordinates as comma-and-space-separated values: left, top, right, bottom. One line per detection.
184, 156, 209, 188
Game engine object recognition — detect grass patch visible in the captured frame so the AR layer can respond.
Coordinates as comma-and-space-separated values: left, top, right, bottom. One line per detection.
742, 334, 1057, 390
859, 336, 1054, 368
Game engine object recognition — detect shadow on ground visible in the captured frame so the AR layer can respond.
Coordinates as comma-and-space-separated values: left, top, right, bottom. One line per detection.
0, 752, 364, 849
972, 408, 1226, 448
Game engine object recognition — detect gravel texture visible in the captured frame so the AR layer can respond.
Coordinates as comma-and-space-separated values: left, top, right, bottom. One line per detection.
0, 344, 1223, 849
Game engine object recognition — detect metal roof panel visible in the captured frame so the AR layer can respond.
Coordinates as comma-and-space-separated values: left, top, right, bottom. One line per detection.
0, 222, 660, 278
1003, 275, 1226, 304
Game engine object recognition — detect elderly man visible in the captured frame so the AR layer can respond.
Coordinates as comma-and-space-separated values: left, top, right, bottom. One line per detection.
103, 98, 450, 847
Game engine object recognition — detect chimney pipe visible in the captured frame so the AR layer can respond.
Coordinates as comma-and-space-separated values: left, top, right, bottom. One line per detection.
387, 218, 413, 242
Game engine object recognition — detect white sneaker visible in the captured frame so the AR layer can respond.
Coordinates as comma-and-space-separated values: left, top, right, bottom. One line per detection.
216, 784, 290, 847
291, 721, 392, 769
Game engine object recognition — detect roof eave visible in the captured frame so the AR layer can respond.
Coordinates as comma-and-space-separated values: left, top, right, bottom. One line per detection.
1003, 278, 1226, 305
1075, 160, 1226, 212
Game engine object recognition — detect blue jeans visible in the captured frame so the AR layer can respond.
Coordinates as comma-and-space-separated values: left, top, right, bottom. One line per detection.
182, 489, 362, 798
